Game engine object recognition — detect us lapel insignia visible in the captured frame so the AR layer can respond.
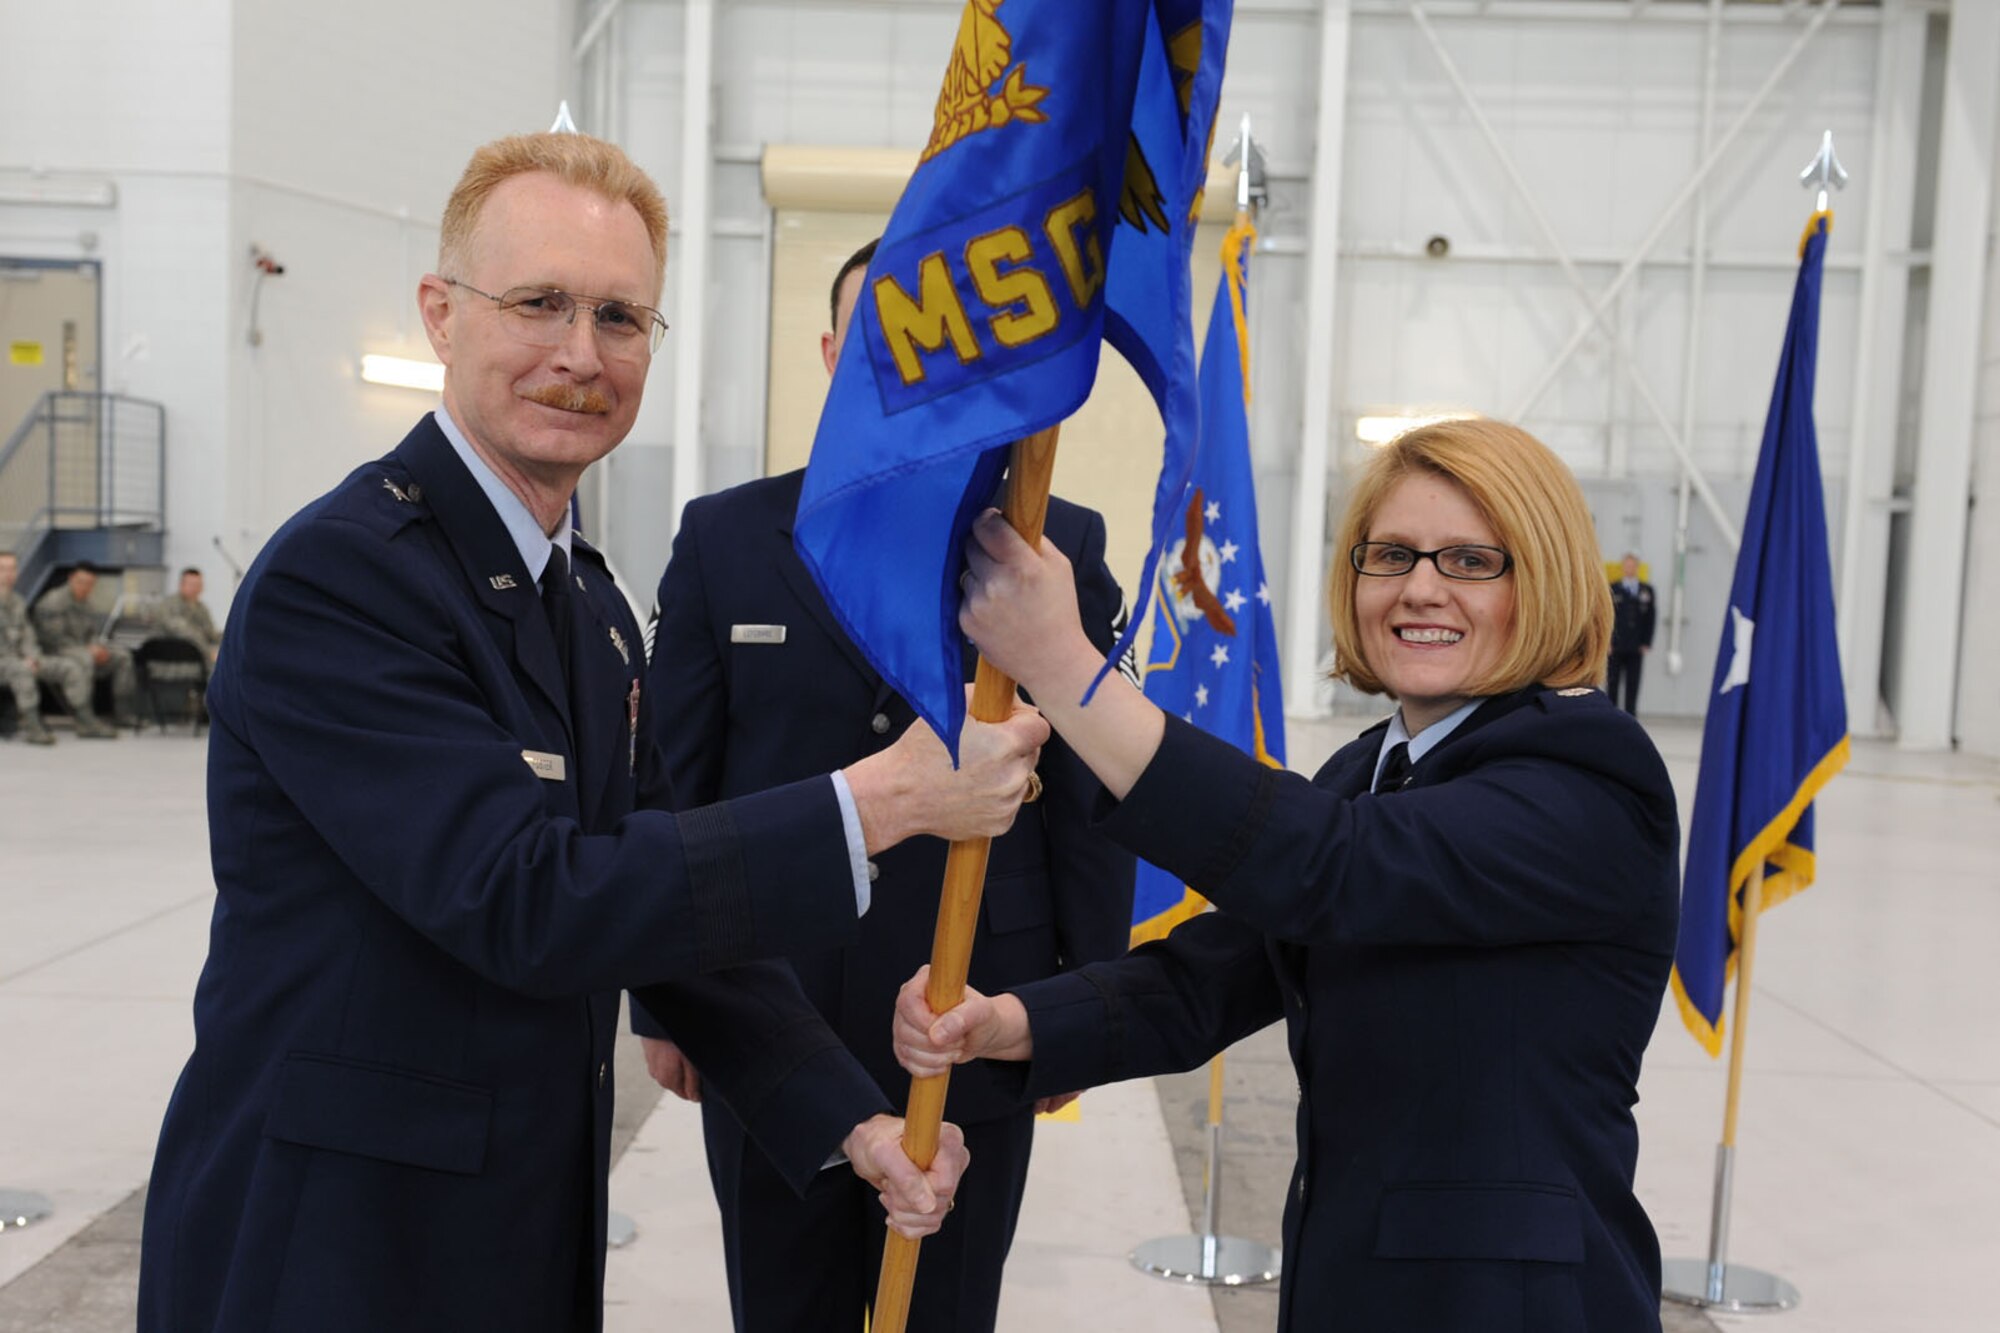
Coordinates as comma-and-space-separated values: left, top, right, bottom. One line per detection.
489, 574, 518, 590
609, 625, 630, 665
627, 678, 642, 775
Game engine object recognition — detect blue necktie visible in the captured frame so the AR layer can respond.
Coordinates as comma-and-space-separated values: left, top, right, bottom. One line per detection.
1376, 741, 1413, 794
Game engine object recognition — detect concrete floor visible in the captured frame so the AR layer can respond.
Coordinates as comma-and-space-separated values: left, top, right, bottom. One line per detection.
2, 711, 1996, 1330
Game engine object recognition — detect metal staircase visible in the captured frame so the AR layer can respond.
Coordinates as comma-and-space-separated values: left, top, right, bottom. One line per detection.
0, 391, 166, 599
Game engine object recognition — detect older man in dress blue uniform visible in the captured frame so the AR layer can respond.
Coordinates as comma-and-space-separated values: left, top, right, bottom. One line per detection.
630, 242, 1136, 1332
137, 132, 1048, 1333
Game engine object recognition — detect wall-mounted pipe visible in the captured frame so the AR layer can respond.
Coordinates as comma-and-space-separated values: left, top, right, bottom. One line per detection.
1666, 0, 1726, 678
668, 0, 716, 546
1282, 0, 1353, 718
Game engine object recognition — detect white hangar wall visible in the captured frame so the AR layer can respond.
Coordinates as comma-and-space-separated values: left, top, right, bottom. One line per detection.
0, 0, 571, 615
596, 0, 1975, 740
4, 0, 1996, 756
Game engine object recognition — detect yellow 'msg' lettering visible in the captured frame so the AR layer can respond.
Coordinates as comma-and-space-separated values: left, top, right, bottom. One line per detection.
965, 227, 1059, 348
875, 254, 980, 386
1043, 190, 1104, 310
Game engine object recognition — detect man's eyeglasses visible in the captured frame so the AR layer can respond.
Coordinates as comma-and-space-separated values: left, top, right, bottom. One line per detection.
1350, 542, 1513, 581
445, 279, 668, 356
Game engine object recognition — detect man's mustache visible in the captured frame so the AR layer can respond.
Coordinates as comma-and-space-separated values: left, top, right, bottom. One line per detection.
523, 384, 611, 414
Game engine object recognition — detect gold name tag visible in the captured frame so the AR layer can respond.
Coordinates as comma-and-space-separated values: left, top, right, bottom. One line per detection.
731, 624, 787, 645
521, 749, 567, 781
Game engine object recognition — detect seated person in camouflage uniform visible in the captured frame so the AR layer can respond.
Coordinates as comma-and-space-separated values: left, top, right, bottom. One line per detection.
33, 561, 138, 730
1, 551, 110, 742
159, 567, 222, 665
147, 567, 223, 702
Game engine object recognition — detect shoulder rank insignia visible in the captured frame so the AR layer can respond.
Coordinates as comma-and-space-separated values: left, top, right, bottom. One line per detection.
919, 0, 1048, 165
1556, 687, 1595, 697
382, 477, 412, 503
609, 625, 630, 665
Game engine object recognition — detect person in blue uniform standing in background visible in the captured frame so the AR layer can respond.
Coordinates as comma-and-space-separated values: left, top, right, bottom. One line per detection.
137, 132, 1052, 1333
1607, 550, 1656, 715
897, 418, 1681, 1332
630, 240, 1136, 1333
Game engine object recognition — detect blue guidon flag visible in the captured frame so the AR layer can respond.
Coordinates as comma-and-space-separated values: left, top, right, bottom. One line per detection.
794, 0, 1234, 753
1671, 210, 1851, 1057
1132, 214, 1282, 944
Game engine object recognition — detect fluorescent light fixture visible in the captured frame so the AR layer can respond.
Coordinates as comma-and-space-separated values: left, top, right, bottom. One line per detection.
1354, 411, 1479, 447
360, 354, 444, 393
0, 173, 118, 208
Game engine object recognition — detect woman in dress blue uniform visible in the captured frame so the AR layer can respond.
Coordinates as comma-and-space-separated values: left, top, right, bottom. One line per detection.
898, 418, 1680, 1332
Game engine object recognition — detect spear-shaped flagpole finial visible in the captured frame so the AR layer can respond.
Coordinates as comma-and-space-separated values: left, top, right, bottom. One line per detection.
1222, 112, 1268, 215
550, 100, 580, 134
1799, 129, 1848, 213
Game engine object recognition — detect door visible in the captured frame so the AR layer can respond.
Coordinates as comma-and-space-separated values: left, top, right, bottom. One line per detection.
0, 259, 102, 538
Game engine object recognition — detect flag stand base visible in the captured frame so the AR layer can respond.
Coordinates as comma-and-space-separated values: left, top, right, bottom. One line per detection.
1661, 1258, 1799, 1313
1130, 1234, 1280, 1287
0, 1190, 54, 1232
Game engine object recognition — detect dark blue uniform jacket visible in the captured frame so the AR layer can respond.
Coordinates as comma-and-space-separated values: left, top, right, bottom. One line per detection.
1016, 686, 1680, 1333
632, 470, 1134, 1120
1611, 579, 1657, 653
139, 417, 887, 1333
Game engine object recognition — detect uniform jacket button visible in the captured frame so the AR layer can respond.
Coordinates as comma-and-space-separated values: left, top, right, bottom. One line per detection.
866, 860, 881, 883
870, 712, 891, 735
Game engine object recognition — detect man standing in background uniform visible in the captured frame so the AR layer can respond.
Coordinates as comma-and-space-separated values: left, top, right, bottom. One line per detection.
1607, 551, 1655, 715
633, 241, 1137, 1333
1, 550, 106, 743
138, 134, 1046, 1333
33, 561, 138, 727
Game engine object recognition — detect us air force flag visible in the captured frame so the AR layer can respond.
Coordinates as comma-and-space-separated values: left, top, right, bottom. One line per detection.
794, 0, 1234, 754
1131, 216, 1284, 945
1671, 211, 1850, 1057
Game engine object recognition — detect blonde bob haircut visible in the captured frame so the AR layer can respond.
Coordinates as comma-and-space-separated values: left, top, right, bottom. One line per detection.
438, 133, 669, 295
1328, 417, 1611, 698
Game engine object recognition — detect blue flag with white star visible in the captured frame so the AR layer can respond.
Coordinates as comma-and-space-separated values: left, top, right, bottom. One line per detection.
1132, 217, 1284, 944
1670, 211, 1850, 1056
794, 0, 1234, 756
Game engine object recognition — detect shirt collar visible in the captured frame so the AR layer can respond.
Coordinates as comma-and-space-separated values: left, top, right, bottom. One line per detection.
433, 407, 573, 584
1371, 697, 1484, 791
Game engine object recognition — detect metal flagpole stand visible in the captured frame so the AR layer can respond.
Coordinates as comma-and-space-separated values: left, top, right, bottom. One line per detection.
1664, 133, 1845, 1318
606, 1210, 637, 1249
1129, 116, 1278, 1291
0, 1190, 54, 1233
1130, 1052, 1280, 1286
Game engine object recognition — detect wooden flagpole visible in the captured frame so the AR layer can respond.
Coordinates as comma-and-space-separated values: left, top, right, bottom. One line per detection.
871, 424, 1062, 1333
1720, 864, 1767, 1156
